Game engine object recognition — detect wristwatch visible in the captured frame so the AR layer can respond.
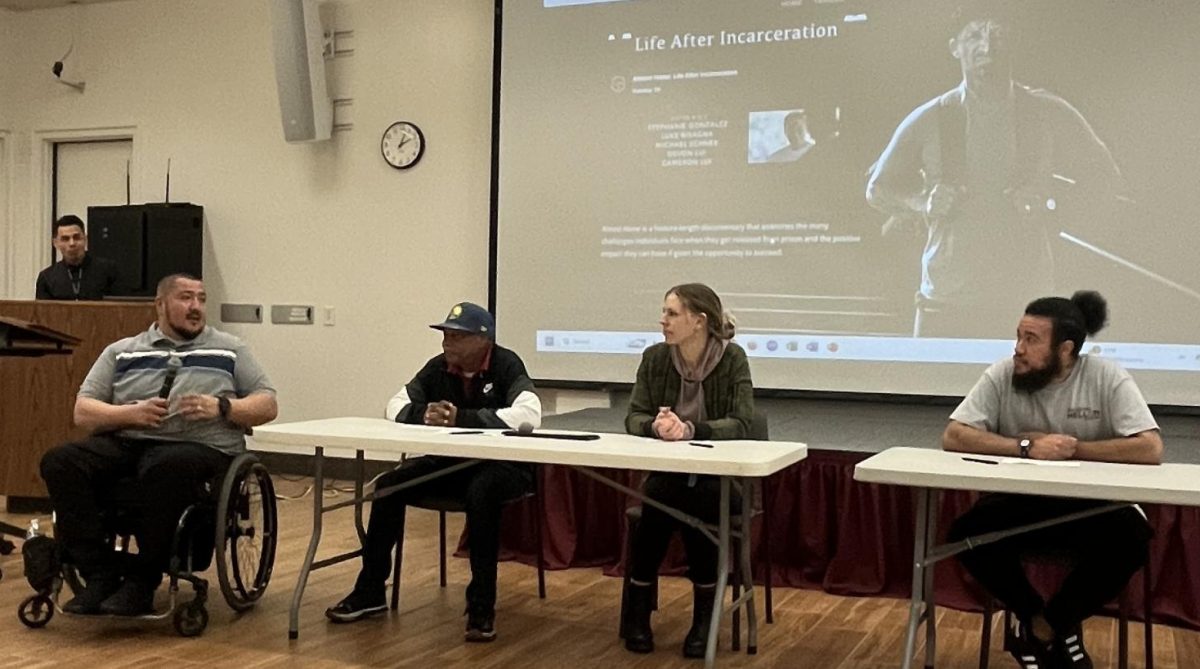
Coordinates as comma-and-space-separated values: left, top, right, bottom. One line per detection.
217, 396, 232, 421
1018, 438, 1032, 458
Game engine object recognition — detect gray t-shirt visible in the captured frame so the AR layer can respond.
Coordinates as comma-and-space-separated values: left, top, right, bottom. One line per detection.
79, 324, 276, 454
951, 354, 1158, 440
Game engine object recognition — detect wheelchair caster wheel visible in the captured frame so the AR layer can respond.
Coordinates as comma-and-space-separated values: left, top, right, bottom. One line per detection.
173, 601, 209, 637
18, 594, 54, 628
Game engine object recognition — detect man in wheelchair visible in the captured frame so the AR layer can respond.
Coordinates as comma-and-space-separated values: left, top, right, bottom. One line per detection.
40, 274, 277, 616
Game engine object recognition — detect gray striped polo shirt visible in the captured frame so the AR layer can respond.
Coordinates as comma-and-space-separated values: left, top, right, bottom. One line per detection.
79, 324, 276, 454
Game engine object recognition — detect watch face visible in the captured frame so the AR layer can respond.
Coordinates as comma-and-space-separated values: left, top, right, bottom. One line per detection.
381, 121, 425, 169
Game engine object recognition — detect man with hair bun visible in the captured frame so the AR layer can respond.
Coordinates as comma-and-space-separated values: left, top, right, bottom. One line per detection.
942, 290, 1163, 669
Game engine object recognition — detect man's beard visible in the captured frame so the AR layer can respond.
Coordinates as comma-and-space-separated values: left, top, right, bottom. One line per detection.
1012, 355, 1062, 393
173, 314, 204, 341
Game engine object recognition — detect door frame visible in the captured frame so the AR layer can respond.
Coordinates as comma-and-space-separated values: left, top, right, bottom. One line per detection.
29, 126, 138, 284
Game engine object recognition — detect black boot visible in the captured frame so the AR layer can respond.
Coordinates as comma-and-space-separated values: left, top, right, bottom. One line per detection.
623, 582, 655, 653
682, 584, 717, 659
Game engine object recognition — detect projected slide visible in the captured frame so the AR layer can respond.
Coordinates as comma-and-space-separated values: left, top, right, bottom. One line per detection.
497, 0, 1200, 402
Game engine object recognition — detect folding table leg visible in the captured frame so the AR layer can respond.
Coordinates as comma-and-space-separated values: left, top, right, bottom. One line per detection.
289, 446, 325, 640
741, 476, 759, 655
704, 477, 731, 669
901, 487, 932, 669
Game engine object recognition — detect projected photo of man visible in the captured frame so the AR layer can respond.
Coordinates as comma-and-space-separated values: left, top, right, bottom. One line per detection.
767, 110, 817, 163
866, 2, 1122, 338
748, 108, 820, 165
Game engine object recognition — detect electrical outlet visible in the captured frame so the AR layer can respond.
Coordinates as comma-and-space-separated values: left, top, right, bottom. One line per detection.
323, 306, 336, 326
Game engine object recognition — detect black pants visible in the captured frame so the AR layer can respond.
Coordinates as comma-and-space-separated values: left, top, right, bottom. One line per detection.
354, 456, 533, 611
629, 473, 742, 585
40, 434, 231, 586
949, 493, 1151, 633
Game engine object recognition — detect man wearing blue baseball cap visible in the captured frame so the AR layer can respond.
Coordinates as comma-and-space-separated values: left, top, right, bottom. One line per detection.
326, 302, 542, 643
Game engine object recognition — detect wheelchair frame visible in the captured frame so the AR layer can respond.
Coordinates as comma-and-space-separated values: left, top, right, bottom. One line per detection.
17, 452, 278, 637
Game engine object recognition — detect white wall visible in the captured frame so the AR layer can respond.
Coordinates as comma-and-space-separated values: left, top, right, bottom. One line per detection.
0, 9, 12, 128
1, 8, 14, 298
0, 0, 502, 421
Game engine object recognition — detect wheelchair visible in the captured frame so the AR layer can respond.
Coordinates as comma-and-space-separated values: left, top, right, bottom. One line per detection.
17, 452, 278, 637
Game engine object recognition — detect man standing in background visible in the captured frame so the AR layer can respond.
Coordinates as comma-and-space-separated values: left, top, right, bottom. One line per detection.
35, 215, 123, 300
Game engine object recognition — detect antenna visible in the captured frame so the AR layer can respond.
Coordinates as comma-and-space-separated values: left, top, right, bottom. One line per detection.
164, 158, 171, 203
125, 159, 131, 205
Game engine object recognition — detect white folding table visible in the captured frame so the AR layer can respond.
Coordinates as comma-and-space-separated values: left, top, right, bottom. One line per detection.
854, 446, 1200, 669
253, 417, 808, 668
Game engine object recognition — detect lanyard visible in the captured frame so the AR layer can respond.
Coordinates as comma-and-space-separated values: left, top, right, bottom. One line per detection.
67, 265, 83, 298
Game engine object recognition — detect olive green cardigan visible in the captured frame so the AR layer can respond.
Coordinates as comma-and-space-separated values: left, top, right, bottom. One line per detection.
625, 342, 755, 440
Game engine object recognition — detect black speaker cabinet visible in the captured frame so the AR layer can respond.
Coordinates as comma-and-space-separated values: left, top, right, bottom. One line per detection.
88, 203, 203, 297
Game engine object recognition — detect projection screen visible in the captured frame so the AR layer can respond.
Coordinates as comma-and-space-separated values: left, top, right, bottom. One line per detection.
495, 0, 1200, 405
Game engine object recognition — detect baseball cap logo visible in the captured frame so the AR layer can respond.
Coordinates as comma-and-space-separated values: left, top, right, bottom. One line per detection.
449, 305, 463, 320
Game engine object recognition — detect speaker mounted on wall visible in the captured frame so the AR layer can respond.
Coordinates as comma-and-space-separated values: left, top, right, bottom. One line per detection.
270, 0, 333, 143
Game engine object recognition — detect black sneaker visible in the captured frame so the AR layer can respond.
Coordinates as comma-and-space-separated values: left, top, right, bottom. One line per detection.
62, 576, 121, 615
325, 590, 387, 623
1004, 616, 1056, 669
98, 579, 156, 616
465, 607, 496, 643
1054, 627, 1094, 669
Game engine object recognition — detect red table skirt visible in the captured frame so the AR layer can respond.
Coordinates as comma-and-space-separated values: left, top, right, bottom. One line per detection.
477, 449, 1200, 630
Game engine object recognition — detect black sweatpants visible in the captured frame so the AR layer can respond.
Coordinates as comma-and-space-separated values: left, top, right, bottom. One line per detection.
40, 434, 231, 586
353, 456, 533, 611
949, 493, 1151, 633
629, 472, 742, 585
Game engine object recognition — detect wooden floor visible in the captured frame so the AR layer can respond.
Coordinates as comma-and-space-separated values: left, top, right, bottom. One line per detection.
2, 478, 1197, 668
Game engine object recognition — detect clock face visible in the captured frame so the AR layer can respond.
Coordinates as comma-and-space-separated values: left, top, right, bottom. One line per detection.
381, 121, 425, 169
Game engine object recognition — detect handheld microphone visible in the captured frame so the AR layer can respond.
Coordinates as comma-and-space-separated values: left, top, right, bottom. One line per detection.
159, 356, 182, 399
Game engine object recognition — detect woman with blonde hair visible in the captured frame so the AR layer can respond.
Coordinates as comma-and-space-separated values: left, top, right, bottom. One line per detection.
622, 282, 754, 658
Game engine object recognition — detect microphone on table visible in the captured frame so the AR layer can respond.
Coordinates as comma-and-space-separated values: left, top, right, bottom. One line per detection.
503, 421, 600, 441
159, 355, 182, 399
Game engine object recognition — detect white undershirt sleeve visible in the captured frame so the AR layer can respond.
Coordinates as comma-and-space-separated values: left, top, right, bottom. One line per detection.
495, 390, 542, 429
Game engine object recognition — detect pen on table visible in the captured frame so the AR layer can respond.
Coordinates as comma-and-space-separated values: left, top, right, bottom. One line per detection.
689, 441, 714, 449
450, 430, 483, 435
962, 456, 999, 465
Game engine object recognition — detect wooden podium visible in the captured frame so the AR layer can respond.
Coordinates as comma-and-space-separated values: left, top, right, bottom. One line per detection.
0, 300, 156, 502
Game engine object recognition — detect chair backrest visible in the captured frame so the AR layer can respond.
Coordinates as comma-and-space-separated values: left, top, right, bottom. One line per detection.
746, 409, 769, 512
749, 409, 769, 441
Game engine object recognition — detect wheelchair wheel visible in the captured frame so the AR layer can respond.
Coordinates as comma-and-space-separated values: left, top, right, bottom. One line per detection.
215, 453, 277, 612
18, 594, 54, 628
172, 601, 208, 637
